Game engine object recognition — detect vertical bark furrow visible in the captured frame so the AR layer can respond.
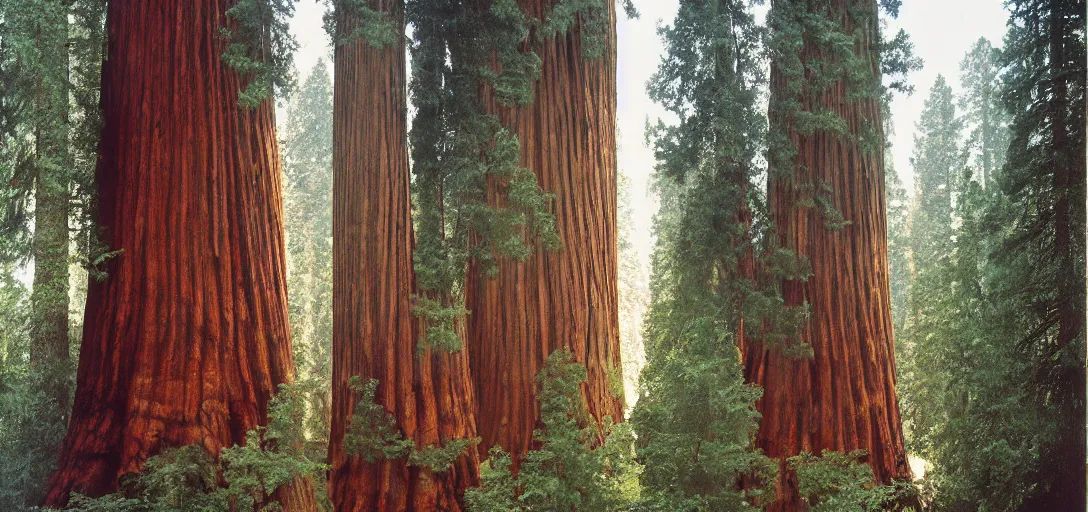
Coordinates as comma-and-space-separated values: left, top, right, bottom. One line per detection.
45, 2, 315, 510
467, 0, 623, 466
328, 2, 479, 510
743, 1, 911, 509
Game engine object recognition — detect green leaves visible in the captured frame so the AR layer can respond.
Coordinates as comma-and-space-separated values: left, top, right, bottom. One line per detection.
58, 383, 330, 512
407, 0, 559, 353
343, 376, 478, 472
790, 450, 915, 512
541, 0, 609, 59
465, 350, 639, 511
343, 377, 415, 463
324, 0, 399, 49
221, 0, 298, 108
408, 437, 480, 473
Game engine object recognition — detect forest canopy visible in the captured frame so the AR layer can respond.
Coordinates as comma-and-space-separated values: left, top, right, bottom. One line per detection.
0, 0, 1083, 511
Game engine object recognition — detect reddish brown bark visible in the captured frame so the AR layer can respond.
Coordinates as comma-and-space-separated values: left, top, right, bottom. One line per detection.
467, 0, 624, 466
44, 2, 315, 510
327, 2, 480, 510
743, 0, 912, 509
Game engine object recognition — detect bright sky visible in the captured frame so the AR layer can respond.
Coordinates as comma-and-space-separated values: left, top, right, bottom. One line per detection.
284, 0, 1011, 268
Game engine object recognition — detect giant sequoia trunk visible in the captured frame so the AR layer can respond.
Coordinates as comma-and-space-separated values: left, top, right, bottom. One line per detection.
327, 2, 480, 510
44, 2, 315, 510
743, 0, 911, 508
467, 0, 624, 465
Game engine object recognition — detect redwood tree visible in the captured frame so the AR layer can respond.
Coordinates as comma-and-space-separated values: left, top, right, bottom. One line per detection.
44, 1, 315, 509
327, 1, 480, 510
466, 0, 624, 465
742, 0, 913, 508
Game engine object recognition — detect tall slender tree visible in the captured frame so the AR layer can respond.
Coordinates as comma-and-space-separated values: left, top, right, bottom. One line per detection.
0, 1, 105, 507
465, 0, 624, 466
282, 60, 334, 455
989, 0, 1086, 507
744, 0, 913, 508
44, 2, 315, 509
629, 0, 779, 508
25, 0, 71, 417
905, 76, 962, 341
327, 1, 480, 510
959, 37, 1009, 192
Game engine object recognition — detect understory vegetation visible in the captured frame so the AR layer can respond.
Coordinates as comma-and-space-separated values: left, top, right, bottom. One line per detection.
0, 0, 1082, 510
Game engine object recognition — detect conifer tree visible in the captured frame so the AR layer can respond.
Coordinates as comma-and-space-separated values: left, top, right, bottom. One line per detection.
747, 0, 917, 507
987, 0, 1085, 507
464, 0, 625, 467
24, 0, 71, 418
327, 1, 482, 509
629, 0, 777, 508
958, 37, 1010, 192
44, 2, 316, 509
902, 76, 963, 387
0, 0, 104, 507
282, 59, 334, 460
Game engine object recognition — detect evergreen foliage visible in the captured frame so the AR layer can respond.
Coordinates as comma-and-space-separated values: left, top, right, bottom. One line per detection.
765, 0, 919, 229
790, 451, 913, 511
465, 349, 638, 512
56, 383, 332, 512
630, 1, 780, 510
406, 0, 558, 350
342, 376, 478, 472
884, 144, 911, 339
281, 60, 335, 462
0, 269, 68, 510
221, 0, 298, 107
323, 0, 399, 48
985, 3, 1086, 506
958, 38, 1010, 191
897, 1, 1087, 505
0, 0, 104, 507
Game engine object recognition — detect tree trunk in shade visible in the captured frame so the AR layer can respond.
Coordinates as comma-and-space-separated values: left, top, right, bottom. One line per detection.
466, 0, 624, 467
327, 2, 480, 510
44, 2, 315, 510
29, 0, 72, 419
742, 0, 912, 509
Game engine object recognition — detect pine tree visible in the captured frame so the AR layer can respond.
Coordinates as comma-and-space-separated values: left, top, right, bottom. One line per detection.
988, 0, 1085, 507
958, 38, 1010, 192
908, 75, 961, 285
282, 59, 334, 460
628, 0, 777, 509
44, 2, 316, 509
900, 79, 964, 443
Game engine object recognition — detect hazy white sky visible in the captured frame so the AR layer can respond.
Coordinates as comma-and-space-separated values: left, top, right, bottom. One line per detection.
285, 0, 1011, 264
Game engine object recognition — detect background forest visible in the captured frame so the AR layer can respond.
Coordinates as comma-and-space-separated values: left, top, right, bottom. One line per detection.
0, 0, 1083, 511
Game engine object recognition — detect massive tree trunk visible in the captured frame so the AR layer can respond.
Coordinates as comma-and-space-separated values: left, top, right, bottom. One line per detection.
467, 0, 624, 466
328, 2, 480, 510
44, 2, 315, 510
29, 0, 71, 421
743, 0, 912, 509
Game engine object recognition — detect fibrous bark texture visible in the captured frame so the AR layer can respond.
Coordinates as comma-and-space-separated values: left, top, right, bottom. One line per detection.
44, 2, 315, 510
743, 0, 912, 509
29, 0, 72, 416
328, 2, 479, 510
467, 0, 624, 466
